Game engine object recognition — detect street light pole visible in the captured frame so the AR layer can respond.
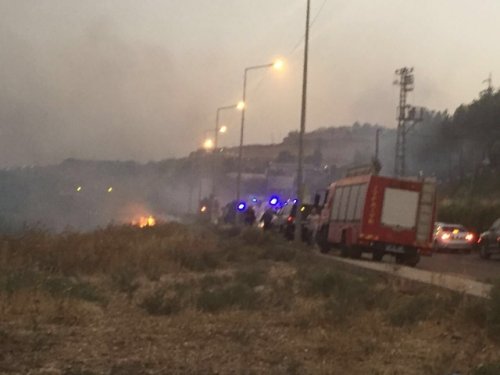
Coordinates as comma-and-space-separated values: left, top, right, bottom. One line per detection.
236, 62, 280, 202
295, 0, 311, 242
211, 104, 239, 212
214, 105, 238, 152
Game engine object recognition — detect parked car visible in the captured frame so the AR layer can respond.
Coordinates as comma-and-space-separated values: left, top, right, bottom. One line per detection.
432, 222, 475, 253
477, 218, 500, 259
273, 203, 314, 241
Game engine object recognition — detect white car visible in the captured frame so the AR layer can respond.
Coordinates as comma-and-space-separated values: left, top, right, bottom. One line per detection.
433, 222, 475, 253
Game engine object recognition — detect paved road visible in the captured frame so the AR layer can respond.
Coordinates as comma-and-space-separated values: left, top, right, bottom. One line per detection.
326, 249, 500, 283
418, 252, 500, 283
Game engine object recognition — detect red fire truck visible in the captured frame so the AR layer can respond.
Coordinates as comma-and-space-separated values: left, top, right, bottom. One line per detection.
316, 172, 436, 266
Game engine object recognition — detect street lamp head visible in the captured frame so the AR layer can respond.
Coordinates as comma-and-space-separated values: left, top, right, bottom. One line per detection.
237, 101, 245, 110
273, 59, 284, 70
203, 138, 214, 150
219, 125, 227, 133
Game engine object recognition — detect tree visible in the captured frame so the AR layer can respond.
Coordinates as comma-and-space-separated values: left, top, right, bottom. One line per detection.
275, 150, 296, 163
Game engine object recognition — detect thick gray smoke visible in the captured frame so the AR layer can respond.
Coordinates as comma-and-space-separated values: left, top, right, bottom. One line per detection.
1, 0, 499, 169
0, 20, 204, 167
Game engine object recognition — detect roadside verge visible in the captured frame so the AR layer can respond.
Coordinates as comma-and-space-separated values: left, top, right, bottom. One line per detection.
317, 252, 492, 298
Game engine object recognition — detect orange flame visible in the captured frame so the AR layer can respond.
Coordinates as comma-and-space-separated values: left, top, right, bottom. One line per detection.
133, 215, 156, 228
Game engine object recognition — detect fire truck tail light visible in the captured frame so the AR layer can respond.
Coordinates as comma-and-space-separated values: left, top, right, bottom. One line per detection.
465, 233, 474, 242
441, 232, 451, 241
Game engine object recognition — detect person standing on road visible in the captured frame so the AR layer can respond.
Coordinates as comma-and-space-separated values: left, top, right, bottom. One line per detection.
307, 208, 320, 245
244, 206, 257, 226
260, 207, 275, 231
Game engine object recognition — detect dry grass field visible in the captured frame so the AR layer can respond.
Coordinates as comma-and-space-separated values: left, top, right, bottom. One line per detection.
1, 223, 500, 374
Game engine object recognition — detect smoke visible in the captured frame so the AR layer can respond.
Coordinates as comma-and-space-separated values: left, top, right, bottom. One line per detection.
2, 0, 500, 170
0, 17, 206, 167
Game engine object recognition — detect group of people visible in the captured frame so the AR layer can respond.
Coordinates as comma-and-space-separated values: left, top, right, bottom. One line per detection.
218, 199, 321, 245
247, 204, 321, 245
241, 205, 275, 229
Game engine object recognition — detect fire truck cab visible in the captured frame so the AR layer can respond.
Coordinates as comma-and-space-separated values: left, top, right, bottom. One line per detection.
316, 172, 436, 266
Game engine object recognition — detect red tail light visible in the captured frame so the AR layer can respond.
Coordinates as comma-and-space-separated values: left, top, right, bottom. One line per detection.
441, 232, 451, 241
465, 233, 474, 242
287, 216, 294, 223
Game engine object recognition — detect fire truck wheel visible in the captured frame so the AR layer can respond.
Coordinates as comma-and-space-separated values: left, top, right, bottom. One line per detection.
432, 241, 441, 253
319, 244, 330, 253
316, 226, 330, 253
395, 254, 405, 264
404, 253, 420, 267
479, 244, 491, 259
349, 246, 362, 259
340, 231, 350, 257
372, 250, 384, 262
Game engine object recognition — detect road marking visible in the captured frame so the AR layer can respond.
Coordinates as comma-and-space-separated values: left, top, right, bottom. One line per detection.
317, 252, 492, 299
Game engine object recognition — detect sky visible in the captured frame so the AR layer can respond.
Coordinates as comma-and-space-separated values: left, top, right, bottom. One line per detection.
0, 0, 499, 167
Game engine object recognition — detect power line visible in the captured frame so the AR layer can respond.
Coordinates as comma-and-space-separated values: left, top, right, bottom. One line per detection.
287, 0, 328, 57
248, 0, 328, 96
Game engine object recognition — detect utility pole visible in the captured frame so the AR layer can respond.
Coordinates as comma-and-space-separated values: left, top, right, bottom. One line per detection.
393, 67, 422, 177
295, 0, 311, 243
371, 128, 382, 174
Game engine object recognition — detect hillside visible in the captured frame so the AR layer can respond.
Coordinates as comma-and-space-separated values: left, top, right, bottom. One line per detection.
0, 123, 388, 232
437, 172, 500, 232
220, 124, 389, 168
0, 101, 498, 232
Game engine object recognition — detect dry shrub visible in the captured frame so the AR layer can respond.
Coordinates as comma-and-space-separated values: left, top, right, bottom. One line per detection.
111, 269, 139, 300
472, 363, 500, 375
196, 268, 266, 313
43, 276, 106, 304
0, 271, 106, 305
386, 289, 463, 327
139, 288, 181, 316
486, 280, 500, 340
196, 283, 259, 313
234, 268, 267, 288
238, 227, 278, 246
462, 297, 488, 328
0, 270, 38, 297
388, 294, 435, 326
298, 268, 374, 324
266, 276, 296, 311
64, 367, 98, 375
169, 247, 220, 272
198, 274, 233, 291
259, 244, 296, 262
2, 289, 101, 326
0, 223, 219, 278
301, 270, 346, 298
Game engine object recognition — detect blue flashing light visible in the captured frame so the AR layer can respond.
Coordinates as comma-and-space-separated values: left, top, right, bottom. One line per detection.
251, 197, 257, 203
293, 199, 298, 204
269, 196, 279, 206
237, 202, 246, 211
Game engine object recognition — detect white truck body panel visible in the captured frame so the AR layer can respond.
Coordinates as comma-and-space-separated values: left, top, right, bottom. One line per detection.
380, 188, 419, 229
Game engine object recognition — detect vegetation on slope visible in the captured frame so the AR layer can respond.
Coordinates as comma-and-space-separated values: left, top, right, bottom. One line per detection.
0, 223, 499, 374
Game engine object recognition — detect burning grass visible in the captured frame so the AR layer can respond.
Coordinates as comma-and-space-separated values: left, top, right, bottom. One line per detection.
0, 223, 499, 373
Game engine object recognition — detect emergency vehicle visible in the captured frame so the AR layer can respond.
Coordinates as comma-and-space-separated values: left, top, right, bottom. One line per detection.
316, 170, 436, 266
